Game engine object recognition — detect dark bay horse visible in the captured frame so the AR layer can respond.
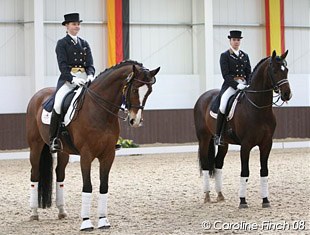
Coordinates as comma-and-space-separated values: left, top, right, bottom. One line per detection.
194, 50, 292, 208
26, 60, 160, 230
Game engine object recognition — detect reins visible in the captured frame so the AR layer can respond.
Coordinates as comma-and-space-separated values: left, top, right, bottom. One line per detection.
81, 72, 156, 121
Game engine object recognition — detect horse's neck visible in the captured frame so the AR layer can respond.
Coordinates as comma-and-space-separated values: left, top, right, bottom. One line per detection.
91, 66, 132, 106
250, 61, 269, 91
247, 60, 273, 106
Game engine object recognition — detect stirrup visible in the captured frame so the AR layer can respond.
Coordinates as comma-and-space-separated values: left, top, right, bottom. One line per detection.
214, 135, 224, 146
50, 138, 62, 153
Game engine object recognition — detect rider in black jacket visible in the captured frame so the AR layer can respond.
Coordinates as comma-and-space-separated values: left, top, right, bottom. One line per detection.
215, 30, 251, 145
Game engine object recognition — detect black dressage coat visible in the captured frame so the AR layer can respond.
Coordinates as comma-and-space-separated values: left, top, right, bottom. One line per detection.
55, 34, 95, 90
219, 49, 251, 91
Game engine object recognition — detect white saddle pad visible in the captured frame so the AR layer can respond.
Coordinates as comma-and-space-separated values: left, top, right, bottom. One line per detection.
41, 87, 83, 126
210, 93, 240, 121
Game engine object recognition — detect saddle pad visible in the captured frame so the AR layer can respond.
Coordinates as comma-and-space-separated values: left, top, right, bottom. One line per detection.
210, 93, 241, 121
41, 87, 83, 126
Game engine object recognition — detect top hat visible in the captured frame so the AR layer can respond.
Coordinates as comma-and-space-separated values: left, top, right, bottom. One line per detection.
228, 30, 243, 39
62, 13, 83, 26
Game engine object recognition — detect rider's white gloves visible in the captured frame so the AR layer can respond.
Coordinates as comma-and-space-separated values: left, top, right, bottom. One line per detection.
237, 84, 249, 90
87, 75, 95, 82
71, 77, 86, 86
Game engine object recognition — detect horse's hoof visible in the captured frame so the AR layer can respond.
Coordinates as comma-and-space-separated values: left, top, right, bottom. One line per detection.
58, 212, 68, 219
204, 194, 211, 203
98, 217, 111, 229
30, 215, 39, 221
217, 192, 225, 202
80, 219, 94, 231
239, 203, 249, 209
262, 202, 271, 208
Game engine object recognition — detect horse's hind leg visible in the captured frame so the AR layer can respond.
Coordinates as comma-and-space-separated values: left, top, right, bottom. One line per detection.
259, 140, 272, 208
198, 134, 213, 203
29, 141, 44, 221
214, 144, 228, 202
55, 152, 70, 219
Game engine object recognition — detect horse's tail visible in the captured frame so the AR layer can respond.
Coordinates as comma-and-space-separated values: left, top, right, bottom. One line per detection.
207, 138, 216, 177
198, 137, 216, 177
38, 144, 53, 208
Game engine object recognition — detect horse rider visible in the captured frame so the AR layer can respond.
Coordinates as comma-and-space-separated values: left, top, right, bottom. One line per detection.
49, 13, 95, 153
215, 30, 252, 145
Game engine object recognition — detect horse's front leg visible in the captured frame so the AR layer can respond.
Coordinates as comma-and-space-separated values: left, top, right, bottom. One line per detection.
239, 145, 251, 208
97, 151, 115, 229
259, 140, 272, 208
55, 152, 69, 219
80, 155, 94, 231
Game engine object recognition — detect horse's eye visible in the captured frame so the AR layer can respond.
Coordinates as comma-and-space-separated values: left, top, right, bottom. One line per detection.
133, 88, 138, 93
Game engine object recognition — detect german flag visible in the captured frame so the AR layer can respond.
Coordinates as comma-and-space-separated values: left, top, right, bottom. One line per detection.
107, 0, 129, 67
265, 0, 285, 56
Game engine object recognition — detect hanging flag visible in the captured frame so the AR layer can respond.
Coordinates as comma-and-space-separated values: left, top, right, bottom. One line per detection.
265, 0, 285, 56
107, 0, 130, 67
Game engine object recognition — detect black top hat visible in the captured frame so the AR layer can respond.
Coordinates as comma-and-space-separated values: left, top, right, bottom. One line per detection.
62, 13, 83, 26
228, 30, 243, 39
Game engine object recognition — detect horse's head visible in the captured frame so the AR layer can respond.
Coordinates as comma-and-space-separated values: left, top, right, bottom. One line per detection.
269, 50, 292, 101
123, 65, 160, 127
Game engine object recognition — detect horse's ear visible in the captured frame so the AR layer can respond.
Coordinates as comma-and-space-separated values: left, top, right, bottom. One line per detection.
271, 50, 277, 59
281, 50, 289, 60
150, 67, 160, 77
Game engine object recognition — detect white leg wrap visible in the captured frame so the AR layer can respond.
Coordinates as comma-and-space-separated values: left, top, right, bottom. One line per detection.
202, 170, 211, 192
81, 192, 92, 219
56, 182, 65, 208
30, 182, 38, 209
214, 168, 223, 193
260, 177, 269, 198
239, 177, 248, 198
97, 193, 108, 218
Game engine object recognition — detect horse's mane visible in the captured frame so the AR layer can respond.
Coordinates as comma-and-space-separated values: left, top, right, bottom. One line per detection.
96, 60, 143, 79
249, 56, 270, 83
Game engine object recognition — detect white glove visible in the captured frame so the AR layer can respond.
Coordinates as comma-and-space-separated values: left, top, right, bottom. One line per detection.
237, 84, 249, 90
87, 75, 95, 82
71, 77, 86, 86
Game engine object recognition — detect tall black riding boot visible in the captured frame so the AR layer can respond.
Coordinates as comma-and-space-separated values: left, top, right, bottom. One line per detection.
49, 110, 62, 153
214, 112, 225, 146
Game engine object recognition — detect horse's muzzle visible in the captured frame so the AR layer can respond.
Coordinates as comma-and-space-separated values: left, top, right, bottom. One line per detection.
129, 118, 143, 127
128, 110, 144, 127
281, 91, 292, 101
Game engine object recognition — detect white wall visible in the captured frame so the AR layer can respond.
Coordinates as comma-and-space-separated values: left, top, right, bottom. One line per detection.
0, 0, 25, 76
0, 0, 309, 114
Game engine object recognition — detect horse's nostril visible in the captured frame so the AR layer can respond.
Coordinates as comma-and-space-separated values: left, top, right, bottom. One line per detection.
130, 119, 134, 125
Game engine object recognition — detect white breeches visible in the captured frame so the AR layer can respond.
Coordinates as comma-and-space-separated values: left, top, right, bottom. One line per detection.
54, 72, 87, 114
219, 79, 246, 114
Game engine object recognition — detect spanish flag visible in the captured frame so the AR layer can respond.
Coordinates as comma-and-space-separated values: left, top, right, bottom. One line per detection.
107, 0, 129, 67
265, 0, 285, 56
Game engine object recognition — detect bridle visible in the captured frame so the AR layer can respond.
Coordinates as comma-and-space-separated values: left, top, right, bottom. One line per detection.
243, 57, 289, 109
122, 71, 156, 110
85, 71, 156, 121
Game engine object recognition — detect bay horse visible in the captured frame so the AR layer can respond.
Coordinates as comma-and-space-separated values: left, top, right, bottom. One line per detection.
194, 50, 292, 208
26, 60, 160, 230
